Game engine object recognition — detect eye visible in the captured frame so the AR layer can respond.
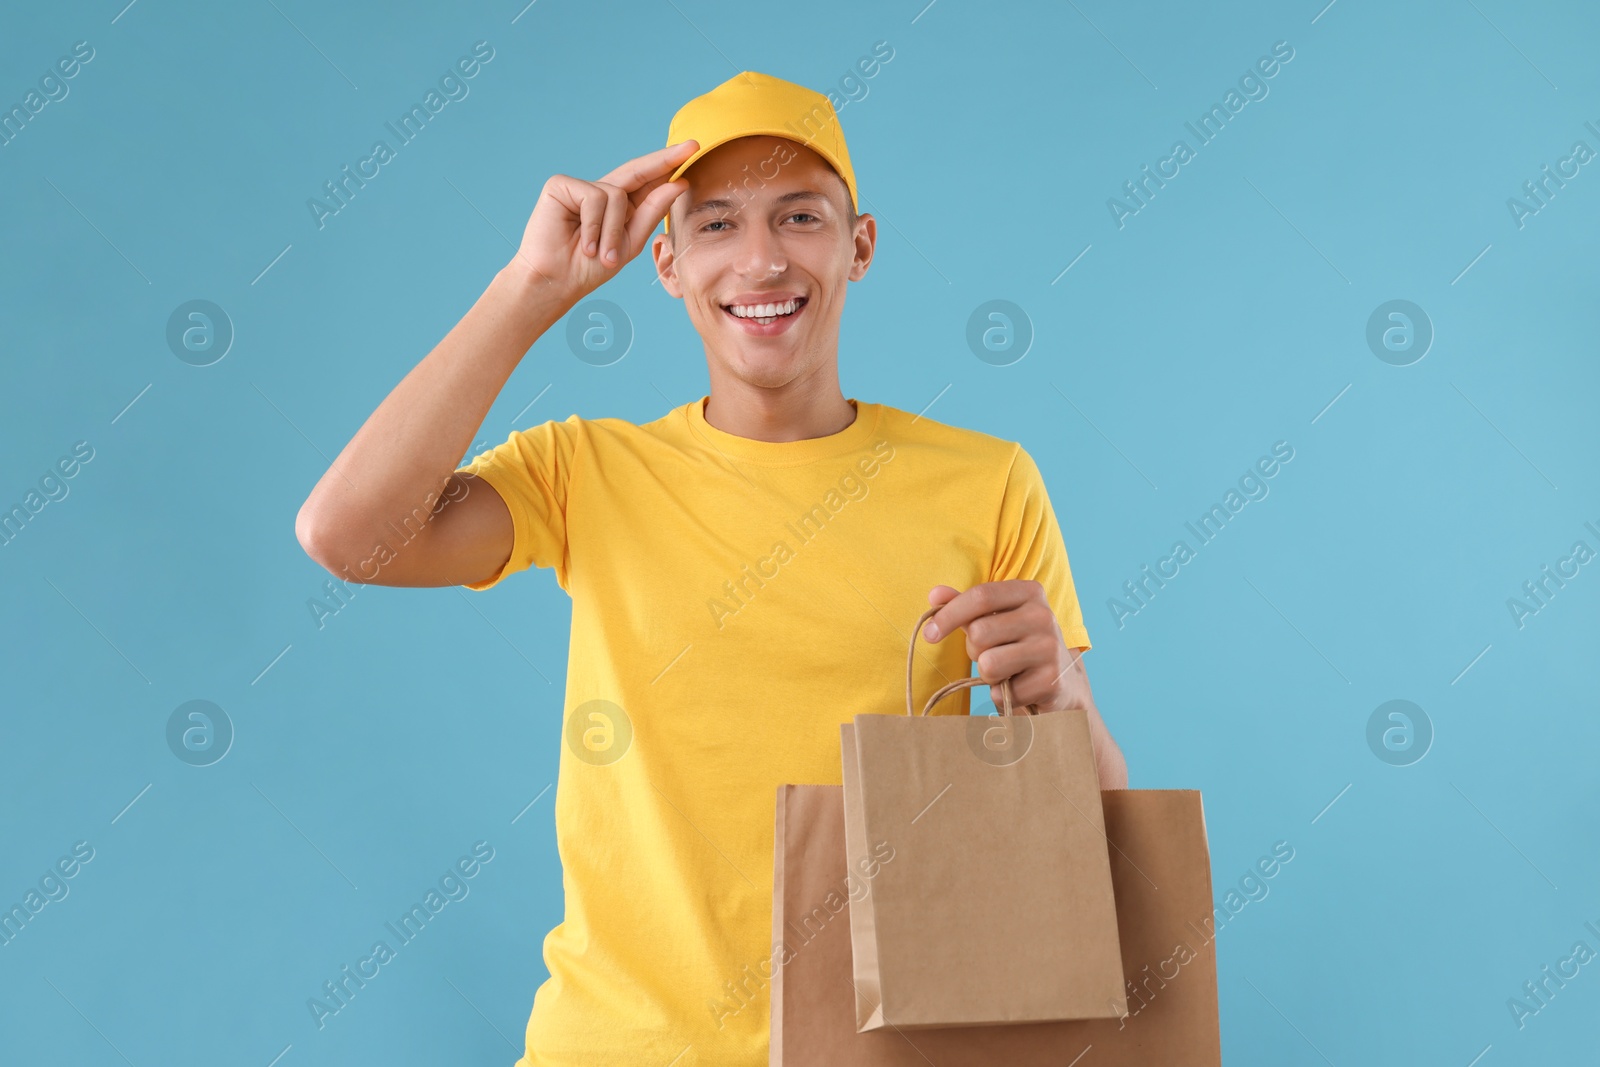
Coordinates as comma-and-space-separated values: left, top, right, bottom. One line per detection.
701, 217, 732, 233
787, 212, 819, 224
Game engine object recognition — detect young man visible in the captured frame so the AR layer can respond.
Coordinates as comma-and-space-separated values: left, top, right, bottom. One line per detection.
296, 71, 1126, 1067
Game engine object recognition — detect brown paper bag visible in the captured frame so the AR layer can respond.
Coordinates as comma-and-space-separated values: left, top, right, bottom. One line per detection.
771, 784, 1221, 1066
838, 607, 1125, 1030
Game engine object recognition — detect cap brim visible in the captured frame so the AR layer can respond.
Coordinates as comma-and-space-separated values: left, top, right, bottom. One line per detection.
667, 128, 856, 209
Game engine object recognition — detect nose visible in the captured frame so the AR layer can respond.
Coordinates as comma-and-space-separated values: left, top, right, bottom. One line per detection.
733, 220, 786, 279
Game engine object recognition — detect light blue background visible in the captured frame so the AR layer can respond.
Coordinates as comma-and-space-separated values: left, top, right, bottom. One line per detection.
2, 0, 1596, 1063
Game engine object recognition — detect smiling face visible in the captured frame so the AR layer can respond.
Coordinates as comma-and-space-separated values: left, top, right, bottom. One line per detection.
653, 135, 875, 393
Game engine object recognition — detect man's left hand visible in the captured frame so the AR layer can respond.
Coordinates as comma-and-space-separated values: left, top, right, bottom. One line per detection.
923, 581, 1129, 789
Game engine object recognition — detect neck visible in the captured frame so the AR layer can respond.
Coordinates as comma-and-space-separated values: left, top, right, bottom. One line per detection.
702, 365, 855, 443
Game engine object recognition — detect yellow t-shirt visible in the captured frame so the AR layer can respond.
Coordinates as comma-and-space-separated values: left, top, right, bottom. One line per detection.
456, 395, 1092, 1066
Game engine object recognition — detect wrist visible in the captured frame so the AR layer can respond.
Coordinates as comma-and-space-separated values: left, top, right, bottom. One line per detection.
493, 258, 577, 338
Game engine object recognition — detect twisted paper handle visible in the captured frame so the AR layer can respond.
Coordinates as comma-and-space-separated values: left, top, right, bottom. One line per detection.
905, 605, 1038, 718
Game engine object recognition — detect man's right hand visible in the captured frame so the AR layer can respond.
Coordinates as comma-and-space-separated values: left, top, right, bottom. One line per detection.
507, 139, 699, 305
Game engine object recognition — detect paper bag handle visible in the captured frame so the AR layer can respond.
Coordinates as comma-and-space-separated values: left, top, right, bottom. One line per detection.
906, 605, 1038, 718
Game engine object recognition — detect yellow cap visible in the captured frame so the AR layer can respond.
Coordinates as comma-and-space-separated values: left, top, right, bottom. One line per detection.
663, 71, 858, 234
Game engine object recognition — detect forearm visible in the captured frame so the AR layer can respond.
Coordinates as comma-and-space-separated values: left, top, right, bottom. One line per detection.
1054, 640, 1127, 790
296, 263, 568, 562
1085, 703, 1129, 791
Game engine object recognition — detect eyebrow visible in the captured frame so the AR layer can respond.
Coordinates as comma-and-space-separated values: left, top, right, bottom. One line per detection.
683, 189, 832, 220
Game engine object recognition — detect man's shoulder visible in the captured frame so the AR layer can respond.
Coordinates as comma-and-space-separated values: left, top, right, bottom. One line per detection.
867, 400, 1025, 469
523, 401, 692, 443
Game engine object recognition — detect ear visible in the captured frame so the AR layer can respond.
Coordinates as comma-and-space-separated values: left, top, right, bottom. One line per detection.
847, 213, 876, 282
652, 231, 684, 298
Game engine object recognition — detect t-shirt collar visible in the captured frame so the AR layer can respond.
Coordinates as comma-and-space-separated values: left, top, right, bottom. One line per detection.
684, 394, 883, 466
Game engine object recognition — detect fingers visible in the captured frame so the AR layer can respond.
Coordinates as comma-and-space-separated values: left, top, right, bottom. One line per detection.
961, 606, 1047, 663
625, 169, 672, 210
544, 178, 640, 265
597, 182, 630, 266
543, 175, 606, 258
975, 612, 1057, 675
921, 580, 1038, 643
598, 139, 699, 193
626, 178, 688, 254
984, 660, 1051, 708
536, 144, 699, 277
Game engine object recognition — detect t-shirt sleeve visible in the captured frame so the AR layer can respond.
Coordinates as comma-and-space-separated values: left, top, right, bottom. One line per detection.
453, 416, 581, 592
988, 444, 1092, 651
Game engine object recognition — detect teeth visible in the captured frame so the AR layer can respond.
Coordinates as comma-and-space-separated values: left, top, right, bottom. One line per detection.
728, 299, 800, 319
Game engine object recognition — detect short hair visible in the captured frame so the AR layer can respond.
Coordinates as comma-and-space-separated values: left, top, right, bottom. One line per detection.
835, 171, 859, 229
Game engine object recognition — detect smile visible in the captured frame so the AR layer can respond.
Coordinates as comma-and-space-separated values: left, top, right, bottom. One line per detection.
721, 297, 807, 325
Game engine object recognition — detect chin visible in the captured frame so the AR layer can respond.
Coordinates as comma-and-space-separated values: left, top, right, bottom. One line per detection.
734, 364, 801, 390
722, 353, 806, 390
